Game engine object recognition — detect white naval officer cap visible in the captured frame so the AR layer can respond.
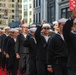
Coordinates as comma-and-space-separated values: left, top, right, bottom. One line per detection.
73, 18, 76, 24
29, 28, 37, 32
42, 23, 51, 28
4, 26, 10, 30
21, 24, 29, 27
13, 29, 19, 33
1, 29, 5, 32
58, 18, 68, 23
14, 27, 19, 30
10, 28, 14, 32
30, 24, 36, 28
18, 27, 22, 30
53, 21, 58, 25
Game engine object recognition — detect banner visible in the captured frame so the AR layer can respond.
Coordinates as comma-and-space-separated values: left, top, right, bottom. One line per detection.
69, 0, 76, 11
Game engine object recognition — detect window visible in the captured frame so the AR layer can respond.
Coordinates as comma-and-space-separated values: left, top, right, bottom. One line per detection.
39, 13, 41, 23
61, 0, 65, 1
0, 15, 1, 18
24, 0, 28, 2
18, 0, 22, 2
24, 11, 28, 16
30, 18, 32, 23
12, 4, 14, 7
12, 10, 14, 13
12, 15, 14, 19
24, 5, 28, 10
24, 19, 27, 23
50, 7, 55, 22
34, 0, 35, 8
29, 11, 32, 15
61, 9, 66, 18
12, 0, 14, 2
39, 0, 41, 6
0, 21, 1, 24
34, 14, 35, 23
12, 20, 14, 22
36, 13, 38, 23
29, 4, 32, 8
19, 10, 22, 13
61, 7, 71, 18
36, 0, 38, 7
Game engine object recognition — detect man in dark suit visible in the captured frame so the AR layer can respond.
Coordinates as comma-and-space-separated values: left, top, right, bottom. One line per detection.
0, 29, 2, 67
6, 29, 19, 75
3, 29, 15, 74
63, 8, 76, 75
35, 23, 53, 75
23, 28, 37, 75
47, 18, 68, 75
15, 24, 29, 75
0, 26, 10, 71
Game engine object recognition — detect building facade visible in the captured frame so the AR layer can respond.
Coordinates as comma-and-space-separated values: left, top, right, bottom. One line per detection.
47, 0, 55, 23
0, 0, 22, 28
59, 0, 71, 19
33, 0, 47, 24
47, 0, 71, 23
22, 0, 33, 25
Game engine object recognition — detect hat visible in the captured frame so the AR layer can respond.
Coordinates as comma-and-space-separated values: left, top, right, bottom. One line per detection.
42, 23, 51, 28
1, 30, 5, 32
30, 24, 36, 28
14, 27, 19, 30
58, 18, 68, 23
53, 21, 58, 25
10, 28, 14, 32
73, 18, 76, 24
19, 28, 22, 30
22, 24, 29, 27
4, 26, 10, 30
13, 29, 19, 33
29, 28, 37, 32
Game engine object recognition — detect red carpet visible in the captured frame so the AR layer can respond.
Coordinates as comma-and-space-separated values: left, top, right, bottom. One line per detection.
0, 68, 6, 75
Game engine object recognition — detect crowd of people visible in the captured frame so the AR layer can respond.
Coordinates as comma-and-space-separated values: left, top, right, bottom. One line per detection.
0, 7, 76, 75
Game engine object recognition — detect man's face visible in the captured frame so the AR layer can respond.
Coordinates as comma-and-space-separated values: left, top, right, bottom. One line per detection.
22, 27, 28, 33
31, 31, 35, 36
43, 26, 50, 34
13, 32, 19, 38
72, 8, 76, 18
5, 29, 10, 33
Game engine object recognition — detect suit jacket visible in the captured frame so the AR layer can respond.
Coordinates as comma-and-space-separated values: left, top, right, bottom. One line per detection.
6, 37, 16, 56
47, 34, 68, 65
3, 36, 11, 52
15, 33, 29, 54
1, 34, 7, 52
63, 18, 76, 68
23, 37, 37, 59
0, 35, 1, 49
35, 26, 51, 62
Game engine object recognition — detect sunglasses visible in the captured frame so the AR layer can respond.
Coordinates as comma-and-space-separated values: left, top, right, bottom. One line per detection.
43, 27, 50, 30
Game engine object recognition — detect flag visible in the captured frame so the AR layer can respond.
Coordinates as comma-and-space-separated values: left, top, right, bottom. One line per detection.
69, 0, 76, 11
22, 19, 24, 24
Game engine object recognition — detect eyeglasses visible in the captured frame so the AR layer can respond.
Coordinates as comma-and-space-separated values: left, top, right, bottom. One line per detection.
43, 27, 50, 30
